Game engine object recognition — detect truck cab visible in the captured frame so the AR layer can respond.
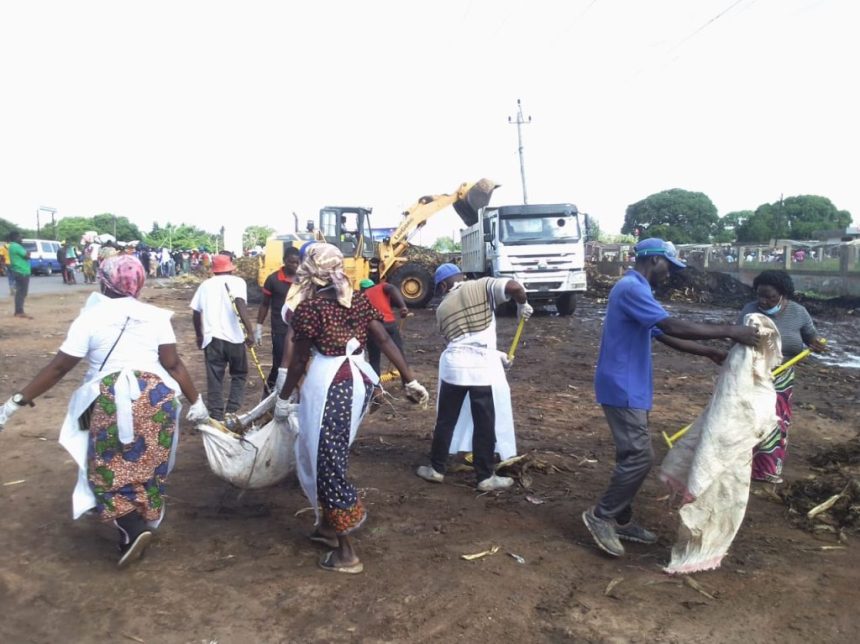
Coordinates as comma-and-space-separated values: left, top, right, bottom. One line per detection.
461, 203, 587, 315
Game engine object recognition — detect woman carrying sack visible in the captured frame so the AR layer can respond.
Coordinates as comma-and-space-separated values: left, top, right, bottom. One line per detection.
0, 255, 210, 568
276, 244, 429, 574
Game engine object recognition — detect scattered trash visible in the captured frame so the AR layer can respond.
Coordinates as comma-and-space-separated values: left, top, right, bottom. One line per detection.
683, 576, 716, 600
779, 474, 860, 534
604, 577, 624, 598
121, 633, 146, 644
525, 495, 545, 505
460, 545, 500, 561
2, 480, 26, 487
508, 553, 526, 564
294, 507, 315, 516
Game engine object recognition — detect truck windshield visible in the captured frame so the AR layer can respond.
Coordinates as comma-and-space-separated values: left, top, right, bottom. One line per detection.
499, 215, 581, 245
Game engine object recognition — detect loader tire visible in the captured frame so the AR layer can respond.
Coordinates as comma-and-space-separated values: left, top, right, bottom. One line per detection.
389, 262, 434, 308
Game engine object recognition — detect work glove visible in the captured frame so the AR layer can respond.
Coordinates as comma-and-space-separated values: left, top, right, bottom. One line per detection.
500, 354, 513, 370
254, 323, 264, 346
274, 396, 299, 423
404, 380, 430, 408
0, 396, 25, 432
517, 301, 534, 321
275, 367, 288, 392
186, 395, 210, 423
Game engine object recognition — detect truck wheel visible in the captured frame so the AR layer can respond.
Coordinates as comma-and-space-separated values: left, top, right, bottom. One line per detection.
44, 264, 53, 276
556, 293, 576, 316
389, 262, 434, 308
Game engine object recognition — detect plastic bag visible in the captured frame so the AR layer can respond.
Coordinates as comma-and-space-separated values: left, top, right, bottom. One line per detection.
198, 396, 299, 489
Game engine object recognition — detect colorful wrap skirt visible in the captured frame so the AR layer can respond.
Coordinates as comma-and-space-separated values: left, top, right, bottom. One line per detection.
752, 366, 794, 481
85, 371, 177, 522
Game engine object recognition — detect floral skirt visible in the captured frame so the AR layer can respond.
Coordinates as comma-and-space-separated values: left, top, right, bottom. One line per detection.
316, 377, 373, 535
752, 367, 794, 481
86, 371, 177, 522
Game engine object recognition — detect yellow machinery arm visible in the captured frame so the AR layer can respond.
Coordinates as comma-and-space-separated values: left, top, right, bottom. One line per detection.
376, 178, 497, 281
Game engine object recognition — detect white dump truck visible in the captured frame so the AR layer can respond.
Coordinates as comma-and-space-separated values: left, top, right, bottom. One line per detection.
460, 203, 588, 315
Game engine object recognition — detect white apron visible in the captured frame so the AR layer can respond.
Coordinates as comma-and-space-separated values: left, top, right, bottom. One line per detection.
438, 343, 517, 461
58, 365, 182, 525
295, 337, 378, 525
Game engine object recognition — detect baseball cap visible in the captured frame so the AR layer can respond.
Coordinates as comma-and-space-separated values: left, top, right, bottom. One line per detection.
634, 238, 685, 271
434, 263, 463, 286
359, 279, 374, 289
212, 254, 237, 273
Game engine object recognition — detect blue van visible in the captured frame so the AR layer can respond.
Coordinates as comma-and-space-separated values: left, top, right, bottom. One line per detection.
22, 239, 63, 275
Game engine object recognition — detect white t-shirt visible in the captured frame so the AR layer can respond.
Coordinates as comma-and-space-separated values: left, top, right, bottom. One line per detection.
189, 274, 248, 347
59, 293, 176, 381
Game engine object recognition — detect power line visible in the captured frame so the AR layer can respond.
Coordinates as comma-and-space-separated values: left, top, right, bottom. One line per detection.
668, 0, 751, 55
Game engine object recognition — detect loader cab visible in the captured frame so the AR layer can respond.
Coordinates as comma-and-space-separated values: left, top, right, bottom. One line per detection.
319, 206, 375, 260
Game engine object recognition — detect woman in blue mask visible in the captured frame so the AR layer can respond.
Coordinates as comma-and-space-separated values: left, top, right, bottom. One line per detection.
737, 270, 826, 483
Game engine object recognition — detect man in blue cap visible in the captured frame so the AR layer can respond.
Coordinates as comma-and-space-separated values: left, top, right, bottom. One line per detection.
583, 238, 759, 557
416, 263, 533, 492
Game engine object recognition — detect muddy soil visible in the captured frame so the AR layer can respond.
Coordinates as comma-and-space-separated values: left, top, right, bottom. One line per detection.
1, 287, 859, 643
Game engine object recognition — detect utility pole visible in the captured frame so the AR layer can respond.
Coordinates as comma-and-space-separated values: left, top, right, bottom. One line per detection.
37, 206, 56, 238
508, 98, 532, 204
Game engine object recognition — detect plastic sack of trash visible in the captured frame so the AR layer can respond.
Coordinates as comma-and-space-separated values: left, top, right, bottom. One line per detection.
659, 313, 782, 574
198, 393, 299, 489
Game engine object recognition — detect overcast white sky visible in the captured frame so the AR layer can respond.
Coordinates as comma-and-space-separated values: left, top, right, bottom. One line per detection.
1, 0, 857, 246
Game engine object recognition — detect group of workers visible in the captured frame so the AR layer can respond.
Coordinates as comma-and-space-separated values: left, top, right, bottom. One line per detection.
0, 236, 824, 573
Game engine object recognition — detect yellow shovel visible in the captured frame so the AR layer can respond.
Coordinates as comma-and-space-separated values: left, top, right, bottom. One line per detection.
661, 340, 825, 448
507, 317, 527, 363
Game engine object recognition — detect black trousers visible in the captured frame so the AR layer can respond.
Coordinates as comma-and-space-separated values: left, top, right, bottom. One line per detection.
12, 272, 29, 314
430, 381, 496, 482
204, 338, 248, 420
366, 321, 404, 376
265, 331, 287, 393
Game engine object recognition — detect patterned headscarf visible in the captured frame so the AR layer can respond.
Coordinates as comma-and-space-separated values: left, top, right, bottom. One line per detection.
286, 243, 353, 310
99, 255, 146, 298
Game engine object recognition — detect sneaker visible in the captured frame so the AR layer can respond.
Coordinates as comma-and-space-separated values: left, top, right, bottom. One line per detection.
615, 520, 657, 544
476, 475, 514, 492
582, 507, 624, 557
416, 465, 444, 483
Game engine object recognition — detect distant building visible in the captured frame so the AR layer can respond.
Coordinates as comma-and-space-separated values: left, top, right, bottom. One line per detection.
813, 226, 860, 243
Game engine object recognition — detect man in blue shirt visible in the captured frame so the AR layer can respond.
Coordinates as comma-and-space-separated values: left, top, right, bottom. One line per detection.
583, 238, 758, 557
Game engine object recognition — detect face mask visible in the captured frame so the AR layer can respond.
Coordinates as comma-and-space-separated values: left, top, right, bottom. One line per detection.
759, 298, 782, 315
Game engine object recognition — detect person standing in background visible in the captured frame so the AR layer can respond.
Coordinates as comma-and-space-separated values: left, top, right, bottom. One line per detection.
358, 278, 410, 377
190, 254, 255, 421
256, 246, 301, 394
6, 232, 31, 318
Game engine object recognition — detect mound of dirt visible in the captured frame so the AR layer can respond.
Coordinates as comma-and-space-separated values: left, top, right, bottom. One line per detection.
796, 294, 860, 318
809, 437, 860, 469
584, 264, 754, 309
780, 474, 860, 535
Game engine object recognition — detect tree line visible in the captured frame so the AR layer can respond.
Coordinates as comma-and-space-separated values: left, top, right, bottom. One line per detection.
619, 189, 852, 244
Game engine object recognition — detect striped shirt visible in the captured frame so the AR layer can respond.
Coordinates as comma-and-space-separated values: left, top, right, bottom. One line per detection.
436, 277, 509, 343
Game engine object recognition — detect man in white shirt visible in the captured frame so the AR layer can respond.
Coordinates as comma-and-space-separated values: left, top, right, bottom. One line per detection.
190, 254, 256, 420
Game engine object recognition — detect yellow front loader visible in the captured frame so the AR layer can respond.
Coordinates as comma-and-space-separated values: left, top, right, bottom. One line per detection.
259, 179, 497, 308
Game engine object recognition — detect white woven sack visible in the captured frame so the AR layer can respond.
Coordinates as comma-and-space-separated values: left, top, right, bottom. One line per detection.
199, 412, 298, 489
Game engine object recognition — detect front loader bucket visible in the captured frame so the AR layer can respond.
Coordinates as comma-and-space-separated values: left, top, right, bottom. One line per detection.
453, 178, 497, 226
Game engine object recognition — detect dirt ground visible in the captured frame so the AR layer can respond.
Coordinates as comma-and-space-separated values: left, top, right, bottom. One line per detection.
1, 285, 858, 644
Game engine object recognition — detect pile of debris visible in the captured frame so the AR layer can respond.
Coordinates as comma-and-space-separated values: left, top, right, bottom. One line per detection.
584, 264, 754, 309
779, 473, 860, 538
657, 266, 753, 308
778, 436, 860, 537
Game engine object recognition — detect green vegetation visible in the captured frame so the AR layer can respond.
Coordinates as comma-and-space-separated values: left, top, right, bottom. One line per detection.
622, 189, 718, 244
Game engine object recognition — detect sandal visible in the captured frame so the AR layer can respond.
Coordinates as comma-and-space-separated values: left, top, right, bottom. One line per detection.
308, 531, 339, 549
319, 551, 363, 574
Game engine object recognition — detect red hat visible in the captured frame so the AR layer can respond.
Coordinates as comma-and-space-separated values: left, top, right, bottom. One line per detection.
212, 254, 237, 273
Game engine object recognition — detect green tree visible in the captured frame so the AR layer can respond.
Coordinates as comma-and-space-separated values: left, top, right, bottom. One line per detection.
712, 210, 753, 243
56, 216, 97, 244
622, 189, 719, 243
0, 217, 24, 241
431, 236, 461, 253
243, 225, 275, 250
144, 222, 220, 250
91, 213, 144, 241
735, 195, 852, 242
